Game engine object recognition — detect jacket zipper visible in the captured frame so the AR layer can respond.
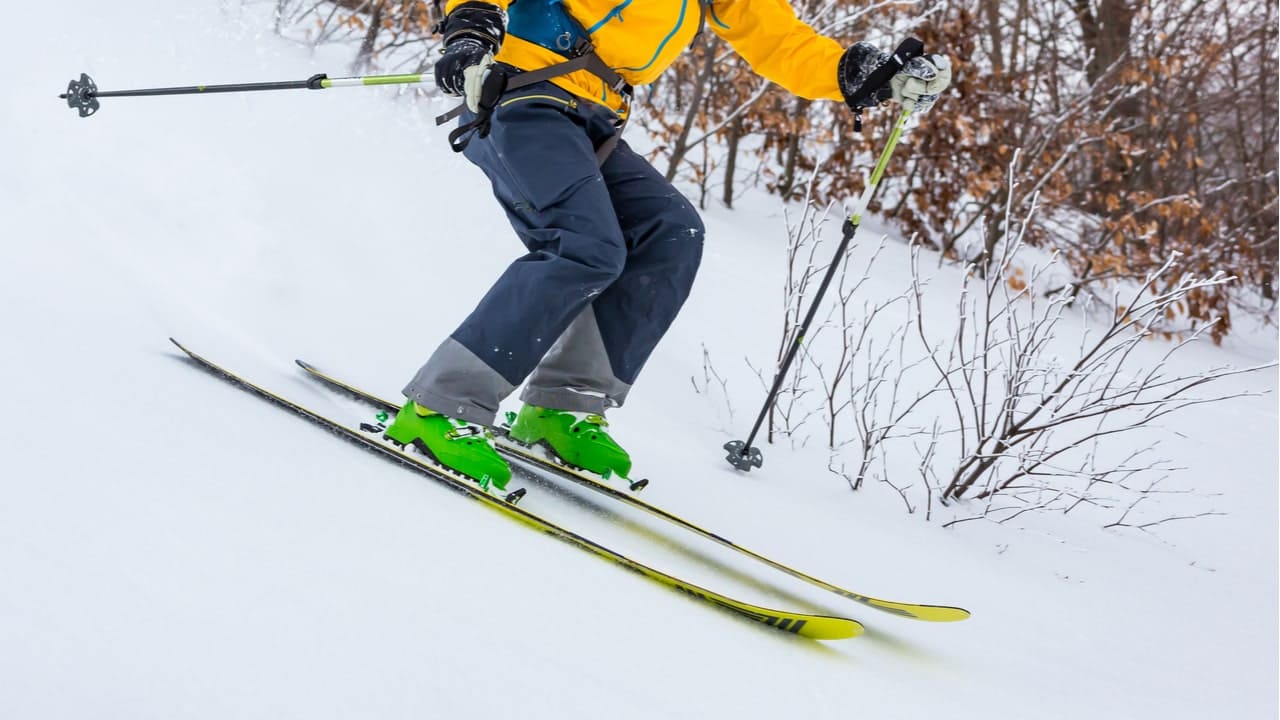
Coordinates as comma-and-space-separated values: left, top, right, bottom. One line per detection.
500, 94, 579, 111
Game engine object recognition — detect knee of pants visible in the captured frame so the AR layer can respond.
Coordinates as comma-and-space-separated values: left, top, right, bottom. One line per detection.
522, 220, 629, 290
571, 230, 629, 289
600, 238, 630, 283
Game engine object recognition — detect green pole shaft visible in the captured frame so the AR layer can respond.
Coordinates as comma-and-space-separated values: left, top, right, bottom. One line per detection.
318, 73, 430, 89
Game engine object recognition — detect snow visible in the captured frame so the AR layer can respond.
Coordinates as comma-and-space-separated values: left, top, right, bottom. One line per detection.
2, 2, 1276, 718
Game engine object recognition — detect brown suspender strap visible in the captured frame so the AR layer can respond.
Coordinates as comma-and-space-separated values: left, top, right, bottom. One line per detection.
434, 50, 622, 126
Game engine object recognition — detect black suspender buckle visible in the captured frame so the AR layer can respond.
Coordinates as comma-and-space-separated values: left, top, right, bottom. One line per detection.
570, 37, 594, 58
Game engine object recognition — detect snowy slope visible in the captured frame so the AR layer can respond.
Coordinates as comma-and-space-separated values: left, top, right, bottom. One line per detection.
2, 2, 1277, 719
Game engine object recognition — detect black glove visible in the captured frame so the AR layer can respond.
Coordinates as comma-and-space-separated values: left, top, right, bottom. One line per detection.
837, 41, 893, 110
434, 2, 506, 96
839, 41, 953, 114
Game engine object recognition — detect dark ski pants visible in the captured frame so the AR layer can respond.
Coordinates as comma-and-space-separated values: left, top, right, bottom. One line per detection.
404, 81, 705, 425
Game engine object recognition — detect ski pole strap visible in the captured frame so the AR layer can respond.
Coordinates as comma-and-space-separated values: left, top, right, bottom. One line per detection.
438, 46, 631, 159
444, 68, 510, 152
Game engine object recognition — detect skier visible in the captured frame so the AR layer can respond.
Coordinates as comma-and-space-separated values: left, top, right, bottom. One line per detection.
384, 0, 952, 493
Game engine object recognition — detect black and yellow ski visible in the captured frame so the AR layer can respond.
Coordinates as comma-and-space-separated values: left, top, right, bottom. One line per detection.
171, 339, 862, 640
294, 358, 971, 624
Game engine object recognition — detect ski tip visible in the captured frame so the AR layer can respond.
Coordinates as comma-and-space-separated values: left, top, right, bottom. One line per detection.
842, 619, 867, 639
795, 616, 864, 640
895, 604, 971, 622
295, 358, 316, 371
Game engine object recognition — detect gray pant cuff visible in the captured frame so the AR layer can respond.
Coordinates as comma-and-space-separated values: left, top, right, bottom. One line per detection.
402, 386, 498, 427
519, 386, 612, 415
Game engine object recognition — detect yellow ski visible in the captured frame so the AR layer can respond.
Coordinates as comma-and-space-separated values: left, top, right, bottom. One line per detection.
294, 359, 971, 624
172, 340, 862, 640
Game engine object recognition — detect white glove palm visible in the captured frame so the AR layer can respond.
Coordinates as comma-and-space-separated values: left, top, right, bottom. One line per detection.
891, 55, 952, 113
462, 52, 496, 113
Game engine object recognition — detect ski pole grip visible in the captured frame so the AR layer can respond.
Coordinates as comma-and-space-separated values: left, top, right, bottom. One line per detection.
846, 37, 925, 110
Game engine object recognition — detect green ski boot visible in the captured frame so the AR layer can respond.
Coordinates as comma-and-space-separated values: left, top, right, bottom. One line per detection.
384, 400, 514, 497
507, 404, 634, 482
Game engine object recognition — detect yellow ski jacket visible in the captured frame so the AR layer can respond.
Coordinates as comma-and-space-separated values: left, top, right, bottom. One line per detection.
443, 0, 846, 117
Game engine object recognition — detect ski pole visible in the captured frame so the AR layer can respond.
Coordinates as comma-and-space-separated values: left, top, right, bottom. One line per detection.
59, 71, 433, 118
724, 39, 923, 472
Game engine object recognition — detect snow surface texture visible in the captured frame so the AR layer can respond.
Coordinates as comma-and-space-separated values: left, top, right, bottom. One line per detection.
2, 2, 1277, 718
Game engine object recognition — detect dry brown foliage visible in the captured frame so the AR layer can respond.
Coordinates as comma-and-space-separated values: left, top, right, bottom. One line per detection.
294, 0, 1277, 339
